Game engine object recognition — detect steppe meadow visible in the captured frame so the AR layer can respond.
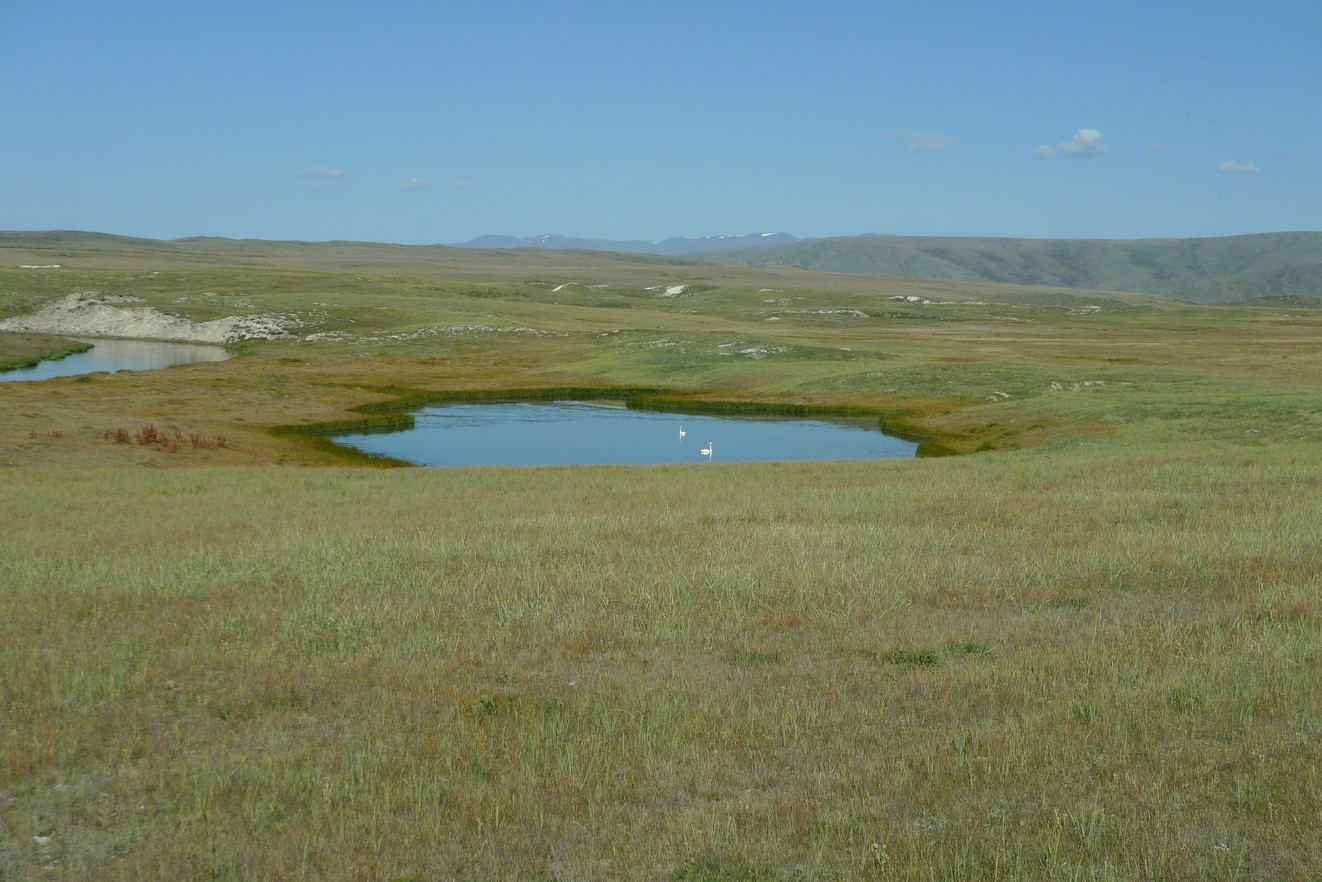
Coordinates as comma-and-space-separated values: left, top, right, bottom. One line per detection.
1, 234, 1319, 880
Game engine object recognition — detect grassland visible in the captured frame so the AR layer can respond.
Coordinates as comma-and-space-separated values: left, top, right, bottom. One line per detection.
1, 235, 1320, 880
711, 231, 1322, 305
0, 334, 92, 372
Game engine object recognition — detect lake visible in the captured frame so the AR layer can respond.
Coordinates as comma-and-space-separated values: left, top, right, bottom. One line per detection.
332, 400, 918, 467
0, 338, 231, 381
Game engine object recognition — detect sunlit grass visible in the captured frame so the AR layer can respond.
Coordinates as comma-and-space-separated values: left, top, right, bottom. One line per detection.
1, 243, 1321, 878
2, 445, 1319, 879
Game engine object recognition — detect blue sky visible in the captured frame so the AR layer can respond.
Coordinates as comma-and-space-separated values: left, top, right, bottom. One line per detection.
3, 0, 1318, 245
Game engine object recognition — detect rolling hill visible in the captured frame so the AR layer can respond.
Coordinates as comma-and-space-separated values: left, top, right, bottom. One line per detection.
0, 230, 1155, 306
704, 232, 1322, 304
5, 229, 1319, 306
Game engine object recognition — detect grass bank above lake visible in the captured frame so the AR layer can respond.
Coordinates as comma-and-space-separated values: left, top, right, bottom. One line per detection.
0, 333, 93, 372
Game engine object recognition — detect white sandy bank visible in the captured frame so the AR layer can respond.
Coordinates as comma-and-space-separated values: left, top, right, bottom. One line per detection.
0, 292, 299, 343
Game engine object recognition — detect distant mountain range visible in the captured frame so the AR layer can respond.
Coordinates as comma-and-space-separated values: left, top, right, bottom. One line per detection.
705, 232, 1322, 305
5, 229, 1319, 306
457, 230, 1322, 305
453, 232, 798, 256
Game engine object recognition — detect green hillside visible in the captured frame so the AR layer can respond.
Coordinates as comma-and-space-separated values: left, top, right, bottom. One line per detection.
709, 232, 1322, 304
0, 229, 1162, 307
12, 229, 1318, 306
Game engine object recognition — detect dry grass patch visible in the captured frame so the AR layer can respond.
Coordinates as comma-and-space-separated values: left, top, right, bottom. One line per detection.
2, 447, 1319, 879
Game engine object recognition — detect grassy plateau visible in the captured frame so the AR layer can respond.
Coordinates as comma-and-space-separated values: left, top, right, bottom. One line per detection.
0, 233, 1319, 880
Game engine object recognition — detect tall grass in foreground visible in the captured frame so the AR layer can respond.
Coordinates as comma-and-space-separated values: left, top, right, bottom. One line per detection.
2, 442, 1319, 880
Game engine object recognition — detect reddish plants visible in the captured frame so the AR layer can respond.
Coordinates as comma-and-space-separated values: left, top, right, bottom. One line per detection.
102, 425, 230, 452
189, 432, 230, 450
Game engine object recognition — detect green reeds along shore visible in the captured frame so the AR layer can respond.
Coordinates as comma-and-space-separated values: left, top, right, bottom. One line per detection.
1, 244, 1320, 879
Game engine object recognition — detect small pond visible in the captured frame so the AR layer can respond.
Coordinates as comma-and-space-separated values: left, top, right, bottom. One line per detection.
332, 400, 918, 467
0, 338, 231, 381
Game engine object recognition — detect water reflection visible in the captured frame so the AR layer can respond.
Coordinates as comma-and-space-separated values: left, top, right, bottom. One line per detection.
0, 338, 231, 381
333, 400, 918, 467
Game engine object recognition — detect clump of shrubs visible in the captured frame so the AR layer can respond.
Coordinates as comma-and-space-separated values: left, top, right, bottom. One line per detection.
188, 432, 230, 450
884, 648, 940, 667
103, 425, 229, 452
136, 424, 166, 446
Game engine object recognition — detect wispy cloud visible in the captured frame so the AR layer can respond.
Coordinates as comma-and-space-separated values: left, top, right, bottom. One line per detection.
883, 129, 954, 152
295, 166, 346, 180
1218, 160, 1261, 175
400, 177, 432, 190
453, 180, 479, 191
1034, 128, 1107, 159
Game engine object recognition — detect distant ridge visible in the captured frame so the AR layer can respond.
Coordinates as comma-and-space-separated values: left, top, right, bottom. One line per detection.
3, 230, 1318, 305
454, 231, 798, 257
703, 232, 1322, 305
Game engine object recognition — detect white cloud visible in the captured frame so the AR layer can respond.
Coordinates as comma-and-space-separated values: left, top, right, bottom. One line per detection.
453, 180, 479, 191
1035, 128, 1107, 159
883, 129, 954, 153
1218, 160, 1261, 175
401, 177, 432, 190
295, 166, 346, 180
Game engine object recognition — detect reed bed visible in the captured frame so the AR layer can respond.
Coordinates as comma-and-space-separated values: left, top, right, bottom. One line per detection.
2, 442, 1318, 880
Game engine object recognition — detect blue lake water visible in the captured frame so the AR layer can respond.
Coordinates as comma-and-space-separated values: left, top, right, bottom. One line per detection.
333, 401, 918, 467
0, 338, 231, 381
